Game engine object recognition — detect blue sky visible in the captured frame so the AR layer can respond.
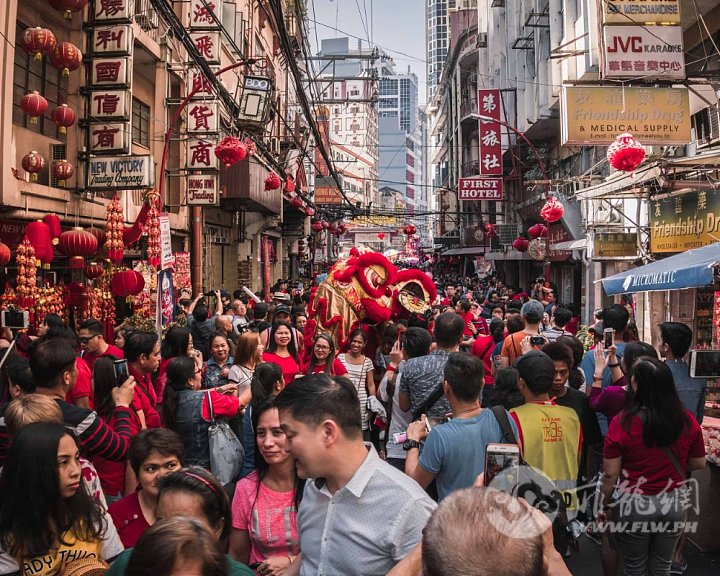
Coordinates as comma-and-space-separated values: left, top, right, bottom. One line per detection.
308, 0, 428, 103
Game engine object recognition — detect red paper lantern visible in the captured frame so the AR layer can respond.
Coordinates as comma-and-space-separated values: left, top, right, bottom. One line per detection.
305, 206, 315, 217
87, 227, 106, 249
60, 228, 98, 269
311, 221, 324, 232
289, 196, 303, 209
52, 160, 74, 186
284, 177, 296, 193
48, 0, 88, 19
321, 221, 331, 230
264, 172, 281, 190
50, 104, 76, 134
19, 27, 56, 61
22, 151, 44, 181
0, 242, 10, 267
540, 197, 565, 223
528, 223, 548, 239
337, 224, 347, 234
84, 262, 105, 280
42, 214, 62, 245
111, 270, 145, 298
484, 223, 497, 238
512, 237, 529, 252
377, 233, 385, 240
20, 91, 47, 124
25, 221, 54, 267
607, 133, 646, 173
50, 42, 82, 77
214, 136, 247, 167
403, 224, 417, 236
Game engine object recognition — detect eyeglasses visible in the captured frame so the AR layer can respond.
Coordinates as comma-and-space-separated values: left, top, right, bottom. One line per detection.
79, 335, 99, 344
314, 344, 330, 351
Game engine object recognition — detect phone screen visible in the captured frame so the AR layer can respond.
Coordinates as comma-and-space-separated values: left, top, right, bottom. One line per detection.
690, 350, 720, 378
484, 445, 521, 486
604, 329, 613, 349
113, 359, 129, 386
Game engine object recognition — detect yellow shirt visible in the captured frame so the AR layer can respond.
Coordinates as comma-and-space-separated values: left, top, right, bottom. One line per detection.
21, 530, 103, 576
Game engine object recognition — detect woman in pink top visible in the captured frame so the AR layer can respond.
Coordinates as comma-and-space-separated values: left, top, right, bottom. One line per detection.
305, 333, 348, 377
230, 397, 302, 573
262, 321, 303, 385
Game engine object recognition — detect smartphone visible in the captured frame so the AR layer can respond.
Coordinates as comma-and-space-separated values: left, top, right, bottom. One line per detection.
113, 359, 129, 386
484, 443, 521, 486
689, 350, 720, 378
530, 335, 545, 346
397, 331, 404, 350
603, 328, 614, 349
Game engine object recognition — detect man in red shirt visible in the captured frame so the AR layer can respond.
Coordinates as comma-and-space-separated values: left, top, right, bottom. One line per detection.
79, 318, 123, 369
125, 331, 162, 428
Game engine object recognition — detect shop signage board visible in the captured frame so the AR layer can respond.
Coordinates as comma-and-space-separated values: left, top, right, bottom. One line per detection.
90, 57, 132, 87
159, 213, 174, 270
594, 232, 637, 258
93, 0, 133, 21
602, 0, 681, 25
189, 32, 221, 64
650, 191, 720, 253
602, 25, 685, 79
314, 186, 343, 204
186, 101, 219, 134
187, 174, 219, 205
186, 138, 219, 170
87, 155, 154, 189
189, 0, 223, 28
89, 90, 131, 120
89, 123, 129, 154
458, 177, 503, 200
561, 86, 690, 145
477, 89, 503, 176
92, 25, 134, 55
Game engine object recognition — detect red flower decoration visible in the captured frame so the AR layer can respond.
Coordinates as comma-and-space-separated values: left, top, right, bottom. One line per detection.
607, 133, 646, 173
264, 172, 281, 190
305, 206, 315, 216
214, 136, 247, 167
528, 223, 548, 239
377, 233, 385, 240
512, 237, 529, 252
284, 177, 296, 193
540, 197, 564, 223
289, 196, 303, 209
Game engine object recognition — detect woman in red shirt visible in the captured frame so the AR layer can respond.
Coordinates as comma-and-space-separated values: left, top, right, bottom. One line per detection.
305, 333, 347, 377
262, 321, 303, 385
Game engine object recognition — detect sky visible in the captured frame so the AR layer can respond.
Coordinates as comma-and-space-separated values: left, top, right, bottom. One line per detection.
308, 0, 428, 103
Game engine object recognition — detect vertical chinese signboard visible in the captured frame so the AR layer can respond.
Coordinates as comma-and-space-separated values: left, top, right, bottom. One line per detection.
477, 89, 503, 176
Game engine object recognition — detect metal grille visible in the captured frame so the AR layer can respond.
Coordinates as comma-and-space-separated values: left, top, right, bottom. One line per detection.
49, 144, 66, 188
497, 223, 521, 245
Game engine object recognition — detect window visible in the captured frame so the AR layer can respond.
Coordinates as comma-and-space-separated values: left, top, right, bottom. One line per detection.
132, 98, 150, 147
13, 23, 67, 138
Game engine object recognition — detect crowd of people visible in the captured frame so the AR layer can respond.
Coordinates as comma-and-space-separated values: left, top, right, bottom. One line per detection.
0, 275, 708, 576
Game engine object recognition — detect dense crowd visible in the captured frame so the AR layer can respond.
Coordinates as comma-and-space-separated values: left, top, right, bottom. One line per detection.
0, 276, 707, 576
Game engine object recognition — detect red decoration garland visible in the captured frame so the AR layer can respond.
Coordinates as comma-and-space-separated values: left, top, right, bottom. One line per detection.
512, 237, 530, 252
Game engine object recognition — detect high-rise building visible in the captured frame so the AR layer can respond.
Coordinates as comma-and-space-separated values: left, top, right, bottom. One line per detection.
426, 0, 454, 101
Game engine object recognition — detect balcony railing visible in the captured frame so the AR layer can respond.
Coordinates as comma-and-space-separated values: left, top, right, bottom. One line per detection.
459, 97, 478, 122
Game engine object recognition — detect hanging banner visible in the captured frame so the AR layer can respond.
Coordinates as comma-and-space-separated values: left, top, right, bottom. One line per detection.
477, 89, 503, 176
159, 213, 173, 270
156, 269, 176, 332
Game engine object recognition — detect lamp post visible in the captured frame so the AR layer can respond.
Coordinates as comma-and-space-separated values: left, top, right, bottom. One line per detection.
470, 113, 553, 279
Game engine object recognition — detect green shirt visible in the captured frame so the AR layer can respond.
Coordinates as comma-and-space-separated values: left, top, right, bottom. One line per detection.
107, 548, 254, 576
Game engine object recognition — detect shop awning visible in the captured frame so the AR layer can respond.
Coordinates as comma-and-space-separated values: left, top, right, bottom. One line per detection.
551, 239, 588, 251
442, 247, 486, 256
485, 250, 532, 261
600, 242, 720, 295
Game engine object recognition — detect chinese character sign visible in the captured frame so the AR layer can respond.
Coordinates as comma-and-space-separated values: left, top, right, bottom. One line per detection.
90, 91, 130, 119
186, 101, 219, 133
602, 26, 685, 80
92, 25, 133, 55
94, 0, 132, 21
189, 69, 216, 99
190, 32, 221, 64
91, 57, 131, 85
479, 121, 502, 175
478, 89, 501, 121
186, 139, 218, 170
189, 0, 222, 29
89, 123, 129, 154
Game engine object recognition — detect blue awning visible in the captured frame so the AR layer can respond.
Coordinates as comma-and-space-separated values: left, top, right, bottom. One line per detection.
600, 242, 720, 295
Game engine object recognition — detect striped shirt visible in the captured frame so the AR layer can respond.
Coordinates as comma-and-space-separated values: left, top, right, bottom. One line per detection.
338, 354, 374, 430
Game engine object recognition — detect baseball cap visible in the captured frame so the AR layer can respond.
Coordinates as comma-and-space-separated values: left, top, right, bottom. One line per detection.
514, 350, 555, 391
520, 299, 544, 318
275, 304, 292, 316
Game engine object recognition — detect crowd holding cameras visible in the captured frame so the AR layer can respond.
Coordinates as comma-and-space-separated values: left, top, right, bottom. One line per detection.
0, 274, 709, 576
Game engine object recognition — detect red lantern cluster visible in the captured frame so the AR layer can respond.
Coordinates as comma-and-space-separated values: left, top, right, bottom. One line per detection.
528, 223, 548, 239
111, 270, 145, 298
19, 27, 56, 61
540, 197, 564, 223
60, 228, 98, 269
21, 92, 48, 124
214, 136, 247, 167
50, 42, 82, 76
51, 104, 76, 134
48, 0, 88, 19
52, 160, 74, 187
22, 151, 45, 181
105, 195, 125, 264
403, 224, 417, 236
264, 172, 281, 191
607, 133, 646, 173
512, 237, 529, 252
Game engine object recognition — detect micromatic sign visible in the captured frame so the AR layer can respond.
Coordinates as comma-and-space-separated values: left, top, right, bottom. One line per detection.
458, 178, 503, 201
88, 155, 154, 189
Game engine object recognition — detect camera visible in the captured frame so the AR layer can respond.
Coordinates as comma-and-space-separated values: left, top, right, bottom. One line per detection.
1, 309, 29, 330
530, 336, 545, 346
204, 291, 216, 298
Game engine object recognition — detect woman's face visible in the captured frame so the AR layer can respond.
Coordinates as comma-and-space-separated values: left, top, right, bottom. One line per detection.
57, 434, 82, 499
255, 339, 265, 360
211, 337, 229, 363
115, 331, 125, 349
138, 450, 181, 499
313, 338, 331, 361
349, 335, 365, 355
157, 490, 222, 539
274, 326, 291, 348
189, 365, 203, 390
256, 408, 289, 466
295, 316, 307, 333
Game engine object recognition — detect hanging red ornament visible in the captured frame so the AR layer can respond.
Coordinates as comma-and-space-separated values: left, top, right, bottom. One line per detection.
111, 270, 145, 298
484, 223, 497, 238
607, 133, 646, 173
87, 227, 106, 250
84, 262, 104, 281
337, 224, 347, 235
283, 177, 296, 193
377, 233, 385, 240
42, 214, 62, 245
243, 137, 257, 156
48, 0, 88, 19
60, 228, 99, 269
214, 136, 247, 167
528, 238, 547, 262
50, 42, 82, 76
25, 221, 54, 268
289, 196, 303, 209
19, 27, 56, 61
21, 91, 48, 124
305, 206, 315, 216
22, 151, 45, 181
321, 221, 331, 230
50, 104, 76, 134
264, 172, 281, 190
146, 199, 161, 268
512, 237, 530, 252
0, 242, 10, 267
403, 224, 417, 236
528, 223, 548, 239
311, 221, 324, 232
52, 160, 74, 187
540, 197, 564, 223
104, 195, 125, 264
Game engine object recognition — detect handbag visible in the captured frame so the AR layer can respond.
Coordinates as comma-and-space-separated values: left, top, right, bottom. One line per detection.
206, 390, 244, 485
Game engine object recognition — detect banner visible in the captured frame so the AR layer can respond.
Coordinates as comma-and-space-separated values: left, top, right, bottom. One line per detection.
458, 177, 503, 200
156, 269, 176, 334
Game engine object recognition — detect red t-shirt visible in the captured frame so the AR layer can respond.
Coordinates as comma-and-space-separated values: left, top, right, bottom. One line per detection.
604, 410, 705, 495
470, 334, 496, 385
263, 352, 303, 385
200, 389, 241, 420
129, 367, 162, 429
92, 410, 142, 496
67, 357, 94, 408
82, 344, 124, 370
460, 311, 475, 337
308, 358, 348, 377
108, 490, 151, 548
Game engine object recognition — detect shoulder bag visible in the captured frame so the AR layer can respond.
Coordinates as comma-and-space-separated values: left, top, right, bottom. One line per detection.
206, 390, 244, 485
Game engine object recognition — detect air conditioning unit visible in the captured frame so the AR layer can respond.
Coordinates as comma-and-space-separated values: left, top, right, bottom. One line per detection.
477, 33, 488, 48
692, 103, 720, 149
269, 138, 280, 155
